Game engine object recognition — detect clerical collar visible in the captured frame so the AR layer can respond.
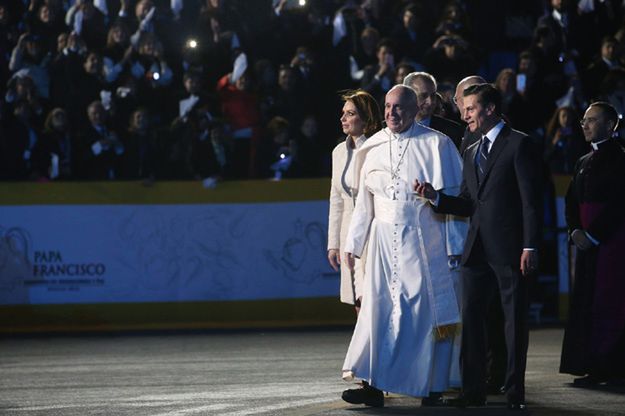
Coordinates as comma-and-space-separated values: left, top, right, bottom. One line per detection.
591, 138, 610, 151
602, 56, 616, 68
552, 9, 565, 27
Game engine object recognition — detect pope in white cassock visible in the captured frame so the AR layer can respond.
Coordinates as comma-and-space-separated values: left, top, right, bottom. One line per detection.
341, 85, 468, 407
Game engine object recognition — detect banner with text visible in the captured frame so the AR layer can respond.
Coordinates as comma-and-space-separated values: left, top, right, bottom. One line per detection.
0, 202, 338, 305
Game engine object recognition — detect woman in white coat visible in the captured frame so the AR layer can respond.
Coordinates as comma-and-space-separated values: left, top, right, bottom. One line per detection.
328, 90, 382, 312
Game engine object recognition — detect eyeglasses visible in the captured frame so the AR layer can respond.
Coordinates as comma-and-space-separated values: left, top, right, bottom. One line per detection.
416, 92, 436, 102
579, 117, 599, 127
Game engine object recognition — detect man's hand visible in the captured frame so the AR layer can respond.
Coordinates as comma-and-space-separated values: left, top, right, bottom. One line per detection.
344, 252, 355, 272
327, 249, 340, 272
413, 179, 437, 200
571, 229, 594, 251
520, 250, 538, 276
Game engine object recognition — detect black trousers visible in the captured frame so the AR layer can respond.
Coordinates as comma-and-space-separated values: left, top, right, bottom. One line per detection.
460, 259, 529, 403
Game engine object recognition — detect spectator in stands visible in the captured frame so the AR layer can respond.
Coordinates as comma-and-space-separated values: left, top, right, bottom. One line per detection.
129, 33, 174, 123
31, 107, 75, 180
119, 107, 160, 181
216, 55, 260, 178
598, 68, 625, 139
64, 0, 107, 52
494, 68, 532, 132
391, 3, 431, 66
393, 62, 415, 86
349, 27, 380, 83
436, 1, 472, 41
24, 1, 66, 54
102, 22, 133, 86
361, 38, 395, 106
583, 36, 621, 101
9, 32, 50, 99
290, 46, 322, 108
544, 106, 587, 175
423, 34, 478, 85
273, 64, 302, 127
293, 113, 323, 177
0, 99, 39, 179
254, 58, 279, 124
517, 50, 553, 132
4, 74, 45, 123
48, 31, 86, 111
66, 51, 106, 128
77, 100, 124, 179
259, 116, 295, 180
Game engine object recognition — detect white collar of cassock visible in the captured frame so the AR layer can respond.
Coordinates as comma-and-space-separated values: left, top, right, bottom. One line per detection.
389, 122, 415, 141
591, 138, 610, 151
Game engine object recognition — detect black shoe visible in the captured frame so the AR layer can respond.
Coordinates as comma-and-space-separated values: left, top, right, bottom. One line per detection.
421, 392, 445, 407
445, 394, 487, 408
507, 401, 527, 411
573, 375, 603, 387
341, 383, 384, 407
487, 383, 506, 395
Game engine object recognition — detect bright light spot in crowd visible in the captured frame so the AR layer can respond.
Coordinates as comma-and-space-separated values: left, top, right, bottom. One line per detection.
280, 153, 286, 159
188, 39, 197, 49
152, 72, 160, 80
299, 0, 306, 5
619, 113, 623, 119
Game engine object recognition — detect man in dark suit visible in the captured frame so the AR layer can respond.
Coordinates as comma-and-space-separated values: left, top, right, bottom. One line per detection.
414, 83, 542, 411
403, 71, 465, 149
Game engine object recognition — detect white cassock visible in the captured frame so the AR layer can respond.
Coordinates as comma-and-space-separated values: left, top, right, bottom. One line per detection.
342, 122, 467, 397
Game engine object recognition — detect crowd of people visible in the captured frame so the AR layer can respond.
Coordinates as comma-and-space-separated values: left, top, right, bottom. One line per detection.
2, 0, 625, 182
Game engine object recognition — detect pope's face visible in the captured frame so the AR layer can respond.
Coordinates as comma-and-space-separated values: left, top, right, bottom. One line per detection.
384, 88, 417, 134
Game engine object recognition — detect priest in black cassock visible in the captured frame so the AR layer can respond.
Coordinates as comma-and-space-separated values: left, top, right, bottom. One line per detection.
560, 101, 625, 386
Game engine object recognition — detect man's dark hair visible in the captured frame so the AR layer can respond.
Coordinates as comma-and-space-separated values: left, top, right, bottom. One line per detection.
590, 101, 620, 131
601, 36, 618, 47
463, 83, 502, 116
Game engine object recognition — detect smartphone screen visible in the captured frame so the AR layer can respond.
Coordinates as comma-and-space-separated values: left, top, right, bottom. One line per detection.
516, 73, 527, 93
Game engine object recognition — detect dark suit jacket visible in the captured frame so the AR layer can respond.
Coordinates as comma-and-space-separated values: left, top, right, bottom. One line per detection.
434, 123, 542, 266
459, 127, 480, 156
429, 115, 465, 150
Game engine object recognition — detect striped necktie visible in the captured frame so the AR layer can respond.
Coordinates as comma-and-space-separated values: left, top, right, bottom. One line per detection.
477, 137, 490, 184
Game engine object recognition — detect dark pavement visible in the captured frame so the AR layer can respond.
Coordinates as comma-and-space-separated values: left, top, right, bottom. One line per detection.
1, 328, 624, 415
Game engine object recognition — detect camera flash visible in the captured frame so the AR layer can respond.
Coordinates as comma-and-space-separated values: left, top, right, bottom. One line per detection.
280, 153, 286, 159
188, 39, 198, 49
152, 72, 160, 80
299, 0, 306, 5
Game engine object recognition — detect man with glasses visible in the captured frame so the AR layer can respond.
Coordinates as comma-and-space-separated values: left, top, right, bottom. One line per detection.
403, 72, 464, 149
560, 101, 625, 387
